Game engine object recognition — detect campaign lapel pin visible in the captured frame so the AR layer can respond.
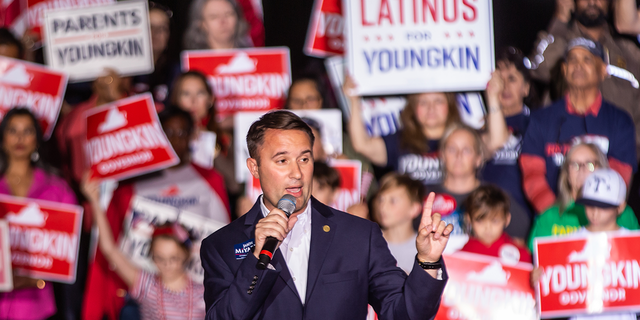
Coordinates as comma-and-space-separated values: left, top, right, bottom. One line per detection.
323, 225, 330, 232
234, 239, 255, 260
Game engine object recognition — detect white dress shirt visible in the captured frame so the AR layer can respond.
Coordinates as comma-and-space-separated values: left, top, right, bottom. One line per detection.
260, 196, 312, 304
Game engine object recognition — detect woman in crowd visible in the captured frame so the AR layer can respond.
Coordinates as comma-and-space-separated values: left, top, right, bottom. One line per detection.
81, 177, 205, 320
481, 47, 535, 218
0, 108, 77, 319
421, 125, 530, 249
184, 0, 251, 50
132, 2, 178, 108
528, 143, 639, 251
82, 107, 230, 319
286, 77, 327, 110
345, 76, 463, 186
170, 71, 242, 215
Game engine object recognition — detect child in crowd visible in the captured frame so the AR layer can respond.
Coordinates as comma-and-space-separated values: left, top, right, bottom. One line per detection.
373, 173, 424, 273
81, 176, 206, 320
460, 185, 532, 263
312, 161, 340, 206
534, 169, 635, 320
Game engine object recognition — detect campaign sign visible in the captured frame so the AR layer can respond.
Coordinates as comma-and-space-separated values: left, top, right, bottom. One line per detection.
43, 0, 153, 82
0, 221, 12, 292
120, 196, 226, 283
28, 0, 114, 43
234, 109, 343, 183
246, 159, 361, 212
535, 232, 640, 318
182, 47, 291, 119
0, 194, 83, 283
344, 0, 494, 95
435, 251, 536, 320
84, 93, 179, 181
325, 56, 405, 137
0, 56, 67, 139
304, 0, 344, 57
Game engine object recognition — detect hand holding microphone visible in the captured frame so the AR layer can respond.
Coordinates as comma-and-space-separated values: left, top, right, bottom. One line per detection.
254, 195, 297, 269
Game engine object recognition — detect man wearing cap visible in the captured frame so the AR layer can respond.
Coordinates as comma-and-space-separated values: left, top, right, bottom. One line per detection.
520, 38, 637, 214
528, 0, 640, 157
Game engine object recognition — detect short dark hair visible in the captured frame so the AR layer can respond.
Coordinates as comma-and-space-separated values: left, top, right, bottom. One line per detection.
0, 28, 24, 59
377, 173, 424, 204
464, 185, 510, 220
158, 106, 195, 136
496, 46, 531, 83
313, 161, 340, 190
246, 110, 315, 161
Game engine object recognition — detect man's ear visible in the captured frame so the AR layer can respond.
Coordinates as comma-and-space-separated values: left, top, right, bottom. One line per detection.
600, 61, 608, 81
505, 212, 512, 228
247, 158, 260, 179
523, 82, 531, 97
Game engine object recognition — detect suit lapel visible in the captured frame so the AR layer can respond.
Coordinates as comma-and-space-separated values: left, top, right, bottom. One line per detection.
305, 200, 336, 303
243, 197, 301, 302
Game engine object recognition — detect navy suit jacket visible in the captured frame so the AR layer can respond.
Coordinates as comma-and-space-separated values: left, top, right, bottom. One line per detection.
200, 198, 448, 320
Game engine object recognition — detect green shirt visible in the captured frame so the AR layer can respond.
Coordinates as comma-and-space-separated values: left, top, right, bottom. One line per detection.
527, 202, 639, 252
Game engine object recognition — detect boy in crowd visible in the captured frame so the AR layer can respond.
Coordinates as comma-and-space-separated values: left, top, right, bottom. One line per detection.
311, 161, 341, 207
569, 168, 635, 319
373, 173, 424, 273
461, 185, 532, 264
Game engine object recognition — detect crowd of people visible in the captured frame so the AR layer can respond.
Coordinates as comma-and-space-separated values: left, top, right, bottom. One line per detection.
1, 0, 640, 319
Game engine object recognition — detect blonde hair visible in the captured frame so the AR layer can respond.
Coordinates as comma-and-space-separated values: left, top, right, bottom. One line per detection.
556, 143, 609, 213
439, 124, 486, 178
184, 0, 250, 50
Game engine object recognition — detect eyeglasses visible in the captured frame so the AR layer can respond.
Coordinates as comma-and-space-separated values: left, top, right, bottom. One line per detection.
289, 96, 321, 108
568, 161, 598, 172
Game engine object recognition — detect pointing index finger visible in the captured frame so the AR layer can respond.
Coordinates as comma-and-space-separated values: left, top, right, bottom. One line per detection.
420, 192, 435, 230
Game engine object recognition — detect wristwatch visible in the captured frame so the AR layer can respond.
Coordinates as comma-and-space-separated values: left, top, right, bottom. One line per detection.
416, 255, 442, 270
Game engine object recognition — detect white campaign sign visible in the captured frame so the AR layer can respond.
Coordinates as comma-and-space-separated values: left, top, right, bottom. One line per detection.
344, 0, 494, 95
119, 197, 225, 283
234, 109, 343, 183
43, 0, 154, 82
325, 56, 405, 137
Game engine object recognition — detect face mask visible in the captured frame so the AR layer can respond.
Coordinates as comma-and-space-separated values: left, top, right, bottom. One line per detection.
575, 7, 608, 27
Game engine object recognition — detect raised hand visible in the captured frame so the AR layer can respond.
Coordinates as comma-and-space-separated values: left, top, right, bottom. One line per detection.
485, 70, 504, 110
416, 192, 454, 263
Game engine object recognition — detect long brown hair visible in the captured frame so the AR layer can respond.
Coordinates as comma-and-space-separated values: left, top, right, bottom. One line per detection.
399, 92, 460, 154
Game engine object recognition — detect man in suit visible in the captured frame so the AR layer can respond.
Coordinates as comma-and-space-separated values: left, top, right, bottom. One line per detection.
201, 110, 453, 319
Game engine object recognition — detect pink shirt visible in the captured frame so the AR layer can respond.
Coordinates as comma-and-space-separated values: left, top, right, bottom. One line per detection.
131, 271, 205, 320
0, 168, 77, 320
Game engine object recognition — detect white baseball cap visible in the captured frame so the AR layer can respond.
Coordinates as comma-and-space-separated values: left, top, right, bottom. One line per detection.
576, 168, 626, 208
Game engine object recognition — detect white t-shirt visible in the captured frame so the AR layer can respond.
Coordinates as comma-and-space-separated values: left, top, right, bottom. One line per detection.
386, 233, 418, 274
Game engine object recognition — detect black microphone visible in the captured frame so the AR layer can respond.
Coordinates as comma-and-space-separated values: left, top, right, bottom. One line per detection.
256, 194, 297, 269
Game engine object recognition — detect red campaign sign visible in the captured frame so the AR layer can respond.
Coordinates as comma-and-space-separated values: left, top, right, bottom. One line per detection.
26, 0, 114, 42
84, 93, 179, 181
304, 0, 344, 57
181, 48, 291, 119
436, 251, 536, 320
0, 56, 67, 139
535, 232, 640, 318
246, 159, 361, 212
0, 194, 83, 283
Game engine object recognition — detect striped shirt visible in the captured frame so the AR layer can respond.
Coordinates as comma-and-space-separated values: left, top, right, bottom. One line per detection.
131, 271, 205, 320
